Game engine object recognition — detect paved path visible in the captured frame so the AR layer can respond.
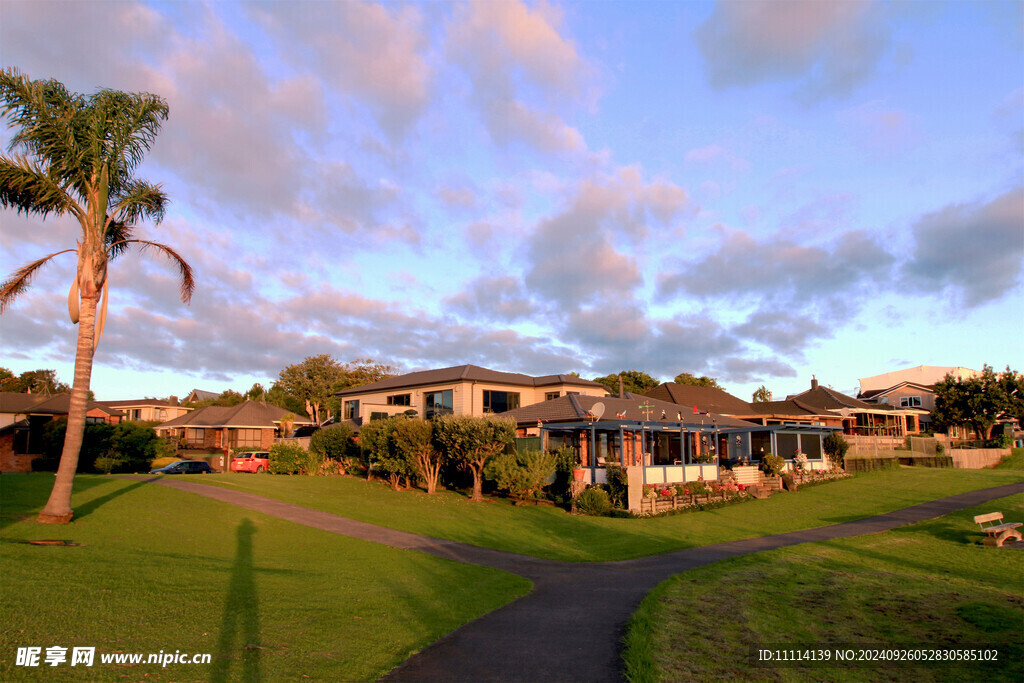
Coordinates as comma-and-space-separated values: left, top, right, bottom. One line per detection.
145, 477, 1024, 682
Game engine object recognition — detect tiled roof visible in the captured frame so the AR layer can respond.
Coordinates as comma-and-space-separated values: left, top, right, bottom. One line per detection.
97, 398, 186, 408
0, 392, 123, 417
158, 401, 314, 428
499, 392, 755, 428
336, 364, 604, 396
786, 385, 873, 411
746, 399, 824, 416
643, 383, 753, 415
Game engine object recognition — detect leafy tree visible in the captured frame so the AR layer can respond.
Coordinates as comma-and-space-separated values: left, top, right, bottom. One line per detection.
433, 415, 515, 501
392, 418, 445, 494
245, 383, 267, 401
823, 432, 849, 470
335, 357, 398, 390
276, 354, 346, 425
751, 385, 772, 403
0, 368, 70, 394
39, 418, 113, 473
673, 373, 722, 390
592, 370, 660, 396
933, 365, 1021, 440
0, 69, 193, 523
358, 416, 414, 490
309, 423, 359, 472
485, 448, 557, 501
268, 442, 305, 474
109, 421, 171, 472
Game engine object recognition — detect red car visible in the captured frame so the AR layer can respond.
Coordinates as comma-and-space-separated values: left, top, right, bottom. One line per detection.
230, 452, 270, 473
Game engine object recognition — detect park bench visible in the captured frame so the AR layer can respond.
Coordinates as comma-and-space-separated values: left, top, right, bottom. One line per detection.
973, 512, 1023, 547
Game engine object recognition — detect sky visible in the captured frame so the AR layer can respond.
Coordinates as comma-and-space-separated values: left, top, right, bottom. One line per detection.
1, 0, 1022, 403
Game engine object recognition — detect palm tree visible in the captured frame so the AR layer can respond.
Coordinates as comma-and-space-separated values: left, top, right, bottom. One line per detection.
0, 68, 194, 524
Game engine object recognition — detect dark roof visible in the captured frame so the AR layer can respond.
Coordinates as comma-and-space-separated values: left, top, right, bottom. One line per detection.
746, 399, 822, 416
786, 384, 874, 411
157, 401, 314, 429
858, 381, 936, 401
335, 364, 604, 396
0, 392, 123, 417
643, 383, 753, 415
184, 389, 219, 402
498, 392, 755, 428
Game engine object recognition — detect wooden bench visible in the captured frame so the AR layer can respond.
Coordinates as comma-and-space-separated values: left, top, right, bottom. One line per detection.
974, 512, 1023, 547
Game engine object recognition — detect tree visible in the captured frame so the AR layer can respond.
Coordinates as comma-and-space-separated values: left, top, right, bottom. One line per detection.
932, 365, 1021, 440
751, 385, 772, 403
358, 416, 415, 490
392, 418, 445, 494
0, 69, 193, 523
276, 354, 345, 425
485, 449, 558, 501
0, 367, 70, 394
673, 372, 722, 390
592, 370, 660, 396
433, 415, 515, 501
309, 423, 359, 473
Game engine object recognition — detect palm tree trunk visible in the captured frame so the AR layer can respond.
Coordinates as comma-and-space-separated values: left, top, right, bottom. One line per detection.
37, 290, 98, 524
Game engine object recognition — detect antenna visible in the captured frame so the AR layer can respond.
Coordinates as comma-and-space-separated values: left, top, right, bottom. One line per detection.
591, 402, 606, 420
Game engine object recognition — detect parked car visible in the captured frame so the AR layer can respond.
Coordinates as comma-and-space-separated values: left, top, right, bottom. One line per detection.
230, 452, 270, 473
150, 460, 212, 475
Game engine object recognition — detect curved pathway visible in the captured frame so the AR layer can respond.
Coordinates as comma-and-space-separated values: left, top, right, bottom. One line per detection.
145, 478, 1024, 682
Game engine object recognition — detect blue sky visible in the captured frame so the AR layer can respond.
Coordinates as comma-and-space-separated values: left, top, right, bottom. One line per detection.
1, 0, 1021, 402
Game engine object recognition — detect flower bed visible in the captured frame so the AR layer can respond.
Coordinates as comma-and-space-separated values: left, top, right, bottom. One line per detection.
639, 480, 749, 515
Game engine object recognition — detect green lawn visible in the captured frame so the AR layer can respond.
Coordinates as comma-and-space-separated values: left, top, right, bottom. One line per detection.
995, 447, 1024, 470
190, 467, 1023, 561
0, 475, 530, 681
622, 493, 1024, 682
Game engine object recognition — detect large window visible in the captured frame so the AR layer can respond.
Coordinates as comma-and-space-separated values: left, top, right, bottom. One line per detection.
775, 433, 799, 460
800, 433, 822, 460
233, 429, 261, 448
344, 400, 359, 420
185, 428, 205, 448
900, 396, 922, 408
545, 391, 560, 401
387, 394, 411, 406
483, 390, 520, 413
425, 390, 453, 419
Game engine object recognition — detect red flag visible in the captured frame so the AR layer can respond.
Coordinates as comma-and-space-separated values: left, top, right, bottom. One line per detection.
693, 405, 699, 414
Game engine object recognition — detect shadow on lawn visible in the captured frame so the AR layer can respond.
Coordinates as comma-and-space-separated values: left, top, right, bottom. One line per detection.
0, 474, 146, 532
211, 518, 261, 683
72, 478, 155, 521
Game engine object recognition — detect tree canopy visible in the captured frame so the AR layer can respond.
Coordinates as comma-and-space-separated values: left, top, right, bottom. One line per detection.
932, 365, 1022, 440
592, 370, 660, 396
673, 373, 722, 390
275, 355, 398, 424
0, 367, 70, 394
751, 385, 772, 403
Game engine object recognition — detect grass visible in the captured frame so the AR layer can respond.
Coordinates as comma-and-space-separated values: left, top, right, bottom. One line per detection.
622, 493, 1024, 683
995, 447, 1024, 470
0, 475, 530, 681
187, 466, 1024, 561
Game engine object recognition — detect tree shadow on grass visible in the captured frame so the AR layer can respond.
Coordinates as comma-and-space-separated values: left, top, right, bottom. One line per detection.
210, 518, 261, 683
0, 474, 148, 532
71, 478, 155, 521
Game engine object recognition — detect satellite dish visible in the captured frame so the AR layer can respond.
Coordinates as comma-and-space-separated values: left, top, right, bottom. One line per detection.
840, 408, 851, 418
591, 402, 606, 420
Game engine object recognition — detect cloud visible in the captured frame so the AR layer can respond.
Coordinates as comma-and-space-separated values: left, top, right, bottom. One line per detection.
443, 276, 536, 322
248, 0, 431, 138
732, 311, 829, 356
684, 144, 751, 171
901, 188, 1024, 307
694, 0, 890, 102
445, 0, 591, 152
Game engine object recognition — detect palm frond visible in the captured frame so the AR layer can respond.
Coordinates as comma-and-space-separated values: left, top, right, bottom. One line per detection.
0, 154, 77, 217
0, 249, 75, 312
108, 179, 168, 226
110, 239, 195, 303
104, 220, 135, 260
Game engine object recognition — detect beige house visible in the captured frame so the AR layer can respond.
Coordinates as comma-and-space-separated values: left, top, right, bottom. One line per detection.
335, 364, 606, 424
96, 397, 192, 423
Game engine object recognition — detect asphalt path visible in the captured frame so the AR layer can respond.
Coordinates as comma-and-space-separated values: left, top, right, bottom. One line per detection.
144, 477, 1024, 682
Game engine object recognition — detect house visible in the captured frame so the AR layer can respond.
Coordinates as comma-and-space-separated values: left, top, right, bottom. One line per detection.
95, 397, 192, 423
0, 392, 124, 472
155, 401, 314, 459
644, 382, 845, 429
789, 378, 926, 436
182, 388, 219, 404
334, 364, 606, 425
857, 366, 980, 434
499, 392, 835, 486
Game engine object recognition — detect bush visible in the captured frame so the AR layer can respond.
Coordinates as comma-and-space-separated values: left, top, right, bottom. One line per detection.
823, 433, 850, 470
605, 464, 628, 508
761, 453, 786, 477
299, 448, 326, 475
109, 422, 170, 473
485, 449, 558, 500
269, 443, 305, 474
94, 455, 123, 474
149, 456, 180, 470
989, 434, 1013, 449
309, 424, 358, 462
575, 486, 611, 516
38, 418, 113, 472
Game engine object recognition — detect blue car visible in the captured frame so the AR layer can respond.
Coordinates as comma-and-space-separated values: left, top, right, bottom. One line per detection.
149, 460, 212, 475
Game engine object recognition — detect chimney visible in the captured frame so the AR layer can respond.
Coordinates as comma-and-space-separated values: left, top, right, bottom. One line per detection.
169, 395, 179, 406
811, 375, 818, 390
618, 374, 624, 398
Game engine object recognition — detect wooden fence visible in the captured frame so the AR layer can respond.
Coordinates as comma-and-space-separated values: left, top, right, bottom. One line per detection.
949, 448, 1010, 469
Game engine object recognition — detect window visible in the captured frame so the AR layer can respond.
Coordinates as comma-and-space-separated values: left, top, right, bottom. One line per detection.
545, 391, 560, 401
233, 429, 261, 448
879, 397, 889, 404
387, 394, 411, 406
483, 390, 520, 413
344, 400, 359, 420
86, 416, 105, 424
370, 412, 389, 421
157, 409, 167, 420
186, 428, 205, 448
424, 390, 453, 419
900, 396, 922, 408
129, 409, 142, 421
800, 434, 822, 460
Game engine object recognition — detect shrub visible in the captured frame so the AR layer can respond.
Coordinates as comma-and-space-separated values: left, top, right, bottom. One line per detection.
485, 449, 558, 500
823, 433, 850, 470
94, 455, 123, 474
149, 456, 180, 470
604, 464, 629, 507
269, 443, 305, 474
761, 453, 786, 477
310, 424, 358, 462
38, 418, 113, 472
299, 448, 326, 475
988, 434, 1013, 449
575, 486, 611, 516
109, 422, 169, 473
936, 442, 945, 454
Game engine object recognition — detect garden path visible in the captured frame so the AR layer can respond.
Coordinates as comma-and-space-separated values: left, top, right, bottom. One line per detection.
147, 478, 1024, 682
